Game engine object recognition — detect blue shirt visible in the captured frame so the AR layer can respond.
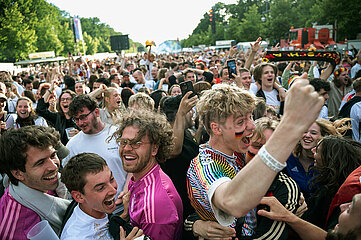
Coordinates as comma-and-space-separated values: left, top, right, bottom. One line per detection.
285, 153, 315, 198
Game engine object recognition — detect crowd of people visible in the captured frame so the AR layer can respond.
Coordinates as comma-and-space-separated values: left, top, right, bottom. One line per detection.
1, 39, 361, 240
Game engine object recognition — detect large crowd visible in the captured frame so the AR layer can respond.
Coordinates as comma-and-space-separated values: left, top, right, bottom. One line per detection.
1, 39, 361, 240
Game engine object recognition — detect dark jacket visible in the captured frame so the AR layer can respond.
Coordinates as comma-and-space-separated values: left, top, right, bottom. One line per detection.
36, 98, 78, 145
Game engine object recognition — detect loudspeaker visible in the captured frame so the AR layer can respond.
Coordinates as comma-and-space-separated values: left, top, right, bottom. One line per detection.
110, 35, 129, 51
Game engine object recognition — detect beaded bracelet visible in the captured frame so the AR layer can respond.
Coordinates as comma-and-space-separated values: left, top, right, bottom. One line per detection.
258, 145, 287, 172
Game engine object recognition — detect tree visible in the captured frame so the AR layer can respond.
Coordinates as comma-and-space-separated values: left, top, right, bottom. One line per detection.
35, 15, 63, 55
263, 0, 298, 43
83, 32, 100, 55
0, 2, 37, 62
310, 0, 361, 41
237, 5, 263, 42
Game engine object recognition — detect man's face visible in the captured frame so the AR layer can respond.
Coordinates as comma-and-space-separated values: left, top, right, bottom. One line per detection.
73, 107, 99, 134
25, 83, 33, 91
106, 89, 122, 111
338, 71, 349, 85
333, 194, 361, 235
318, 88, 329, 101
92, 82, 103, 100
77, 166, 118, 219
261, 66, 275, 89
240, 72, 252, 90
185, 72, 196, 84
133, 73, 144, 84
92, 82, 101, 91
111, 75, 120, 85
12, 146, 60, 192
118, 126, 157, 180
219, 113, 255, 154
221, 68, 229, 80
122, 75, 130, 83
151, 67, 158, 79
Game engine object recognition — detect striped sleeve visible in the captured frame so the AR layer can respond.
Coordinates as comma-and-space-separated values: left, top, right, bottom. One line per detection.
0, 191, 41, 240
253, 173, 301, 240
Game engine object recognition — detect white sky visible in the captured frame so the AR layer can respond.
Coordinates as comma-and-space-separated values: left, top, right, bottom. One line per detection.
46, 0, 237, 45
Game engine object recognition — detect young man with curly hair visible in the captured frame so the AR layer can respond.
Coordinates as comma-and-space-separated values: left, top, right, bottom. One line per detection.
112, 110, 183, 240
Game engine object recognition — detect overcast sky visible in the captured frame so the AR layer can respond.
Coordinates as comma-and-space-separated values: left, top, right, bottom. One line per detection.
46, 0, 237, 45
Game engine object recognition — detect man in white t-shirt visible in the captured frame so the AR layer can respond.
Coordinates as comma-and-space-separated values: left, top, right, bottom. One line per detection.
132, 70, 154, 93
251, 63, 285, 114
63, 95, 127, 197
61, 153, 143, 240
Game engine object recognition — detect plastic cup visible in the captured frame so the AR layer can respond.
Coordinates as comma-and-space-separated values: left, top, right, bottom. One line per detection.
27, 220, 59, 240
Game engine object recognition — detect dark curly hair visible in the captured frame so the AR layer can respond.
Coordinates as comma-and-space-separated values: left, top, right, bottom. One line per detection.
68, 94, 98, 118
111, 110, 174, 163
0, 125, 59, 185
311, 136, 361, 196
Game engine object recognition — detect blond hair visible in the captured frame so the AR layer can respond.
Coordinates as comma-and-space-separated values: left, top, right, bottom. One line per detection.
252, 117, 279, 143
128, 93, 155, 111
197, 84, 255, 134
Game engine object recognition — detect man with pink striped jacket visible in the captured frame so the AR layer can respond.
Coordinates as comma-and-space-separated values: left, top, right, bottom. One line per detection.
0, 126, 70, 240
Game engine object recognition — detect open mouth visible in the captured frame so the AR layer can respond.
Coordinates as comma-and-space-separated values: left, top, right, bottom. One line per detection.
242, 135, 251, 145
43, 172, 58, 182
123, 154, 137, 162
303, 138, 313, 144
103, 196, 116, 208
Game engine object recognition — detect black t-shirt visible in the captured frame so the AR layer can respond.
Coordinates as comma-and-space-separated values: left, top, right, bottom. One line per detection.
161, 129, 199, 218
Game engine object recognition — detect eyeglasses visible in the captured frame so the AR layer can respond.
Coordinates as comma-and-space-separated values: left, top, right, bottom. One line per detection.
118, 138, 150, 149
60, 97, 72, 102
73, 109, 94, 123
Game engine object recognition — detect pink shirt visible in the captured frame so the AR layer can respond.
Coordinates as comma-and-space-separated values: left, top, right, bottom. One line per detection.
128, 164, 183, 240
0, 188, 41, 240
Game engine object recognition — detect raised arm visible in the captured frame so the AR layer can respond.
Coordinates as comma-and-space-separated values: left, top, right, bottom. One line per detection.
320, 63, 333, 81
244, 37, 262, 70
170, 92, 197, 157
212, 75, 324, 217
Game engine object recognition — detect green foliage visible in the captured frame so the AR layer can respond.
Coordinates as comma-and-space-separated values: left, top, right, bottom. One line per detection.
0, 1, 37, 62
237, 5, 263, 41
0, 0, 140, 62
183, 0, 360, 48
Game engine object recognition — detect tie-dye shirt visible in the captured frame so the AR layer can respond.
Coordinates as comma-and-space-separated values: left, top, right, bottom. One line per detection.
187, 144, 256, 236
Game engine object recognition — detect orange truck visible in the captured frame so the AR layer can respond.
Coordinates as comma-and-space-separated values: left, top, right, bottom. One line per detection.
281, 25, 337, 50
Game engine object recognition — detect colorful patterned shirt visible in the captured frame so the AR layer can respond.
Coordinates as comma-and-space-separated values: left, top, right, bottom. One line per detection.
187, 144, 256, 236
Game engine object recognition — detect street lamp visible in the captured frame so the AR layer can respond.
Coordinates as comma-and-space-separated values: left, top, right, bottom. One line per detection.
261, 0, 270, 22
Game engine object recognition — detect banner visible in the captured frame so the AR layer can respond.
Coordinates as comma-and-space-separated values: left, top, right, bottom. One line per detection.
263, 51, 341, 68
73, 17, 83, 41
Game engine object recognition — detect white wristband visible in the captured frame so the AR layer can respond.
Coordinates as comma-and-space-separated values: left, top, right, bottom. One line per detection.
258, 146, 286, 172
